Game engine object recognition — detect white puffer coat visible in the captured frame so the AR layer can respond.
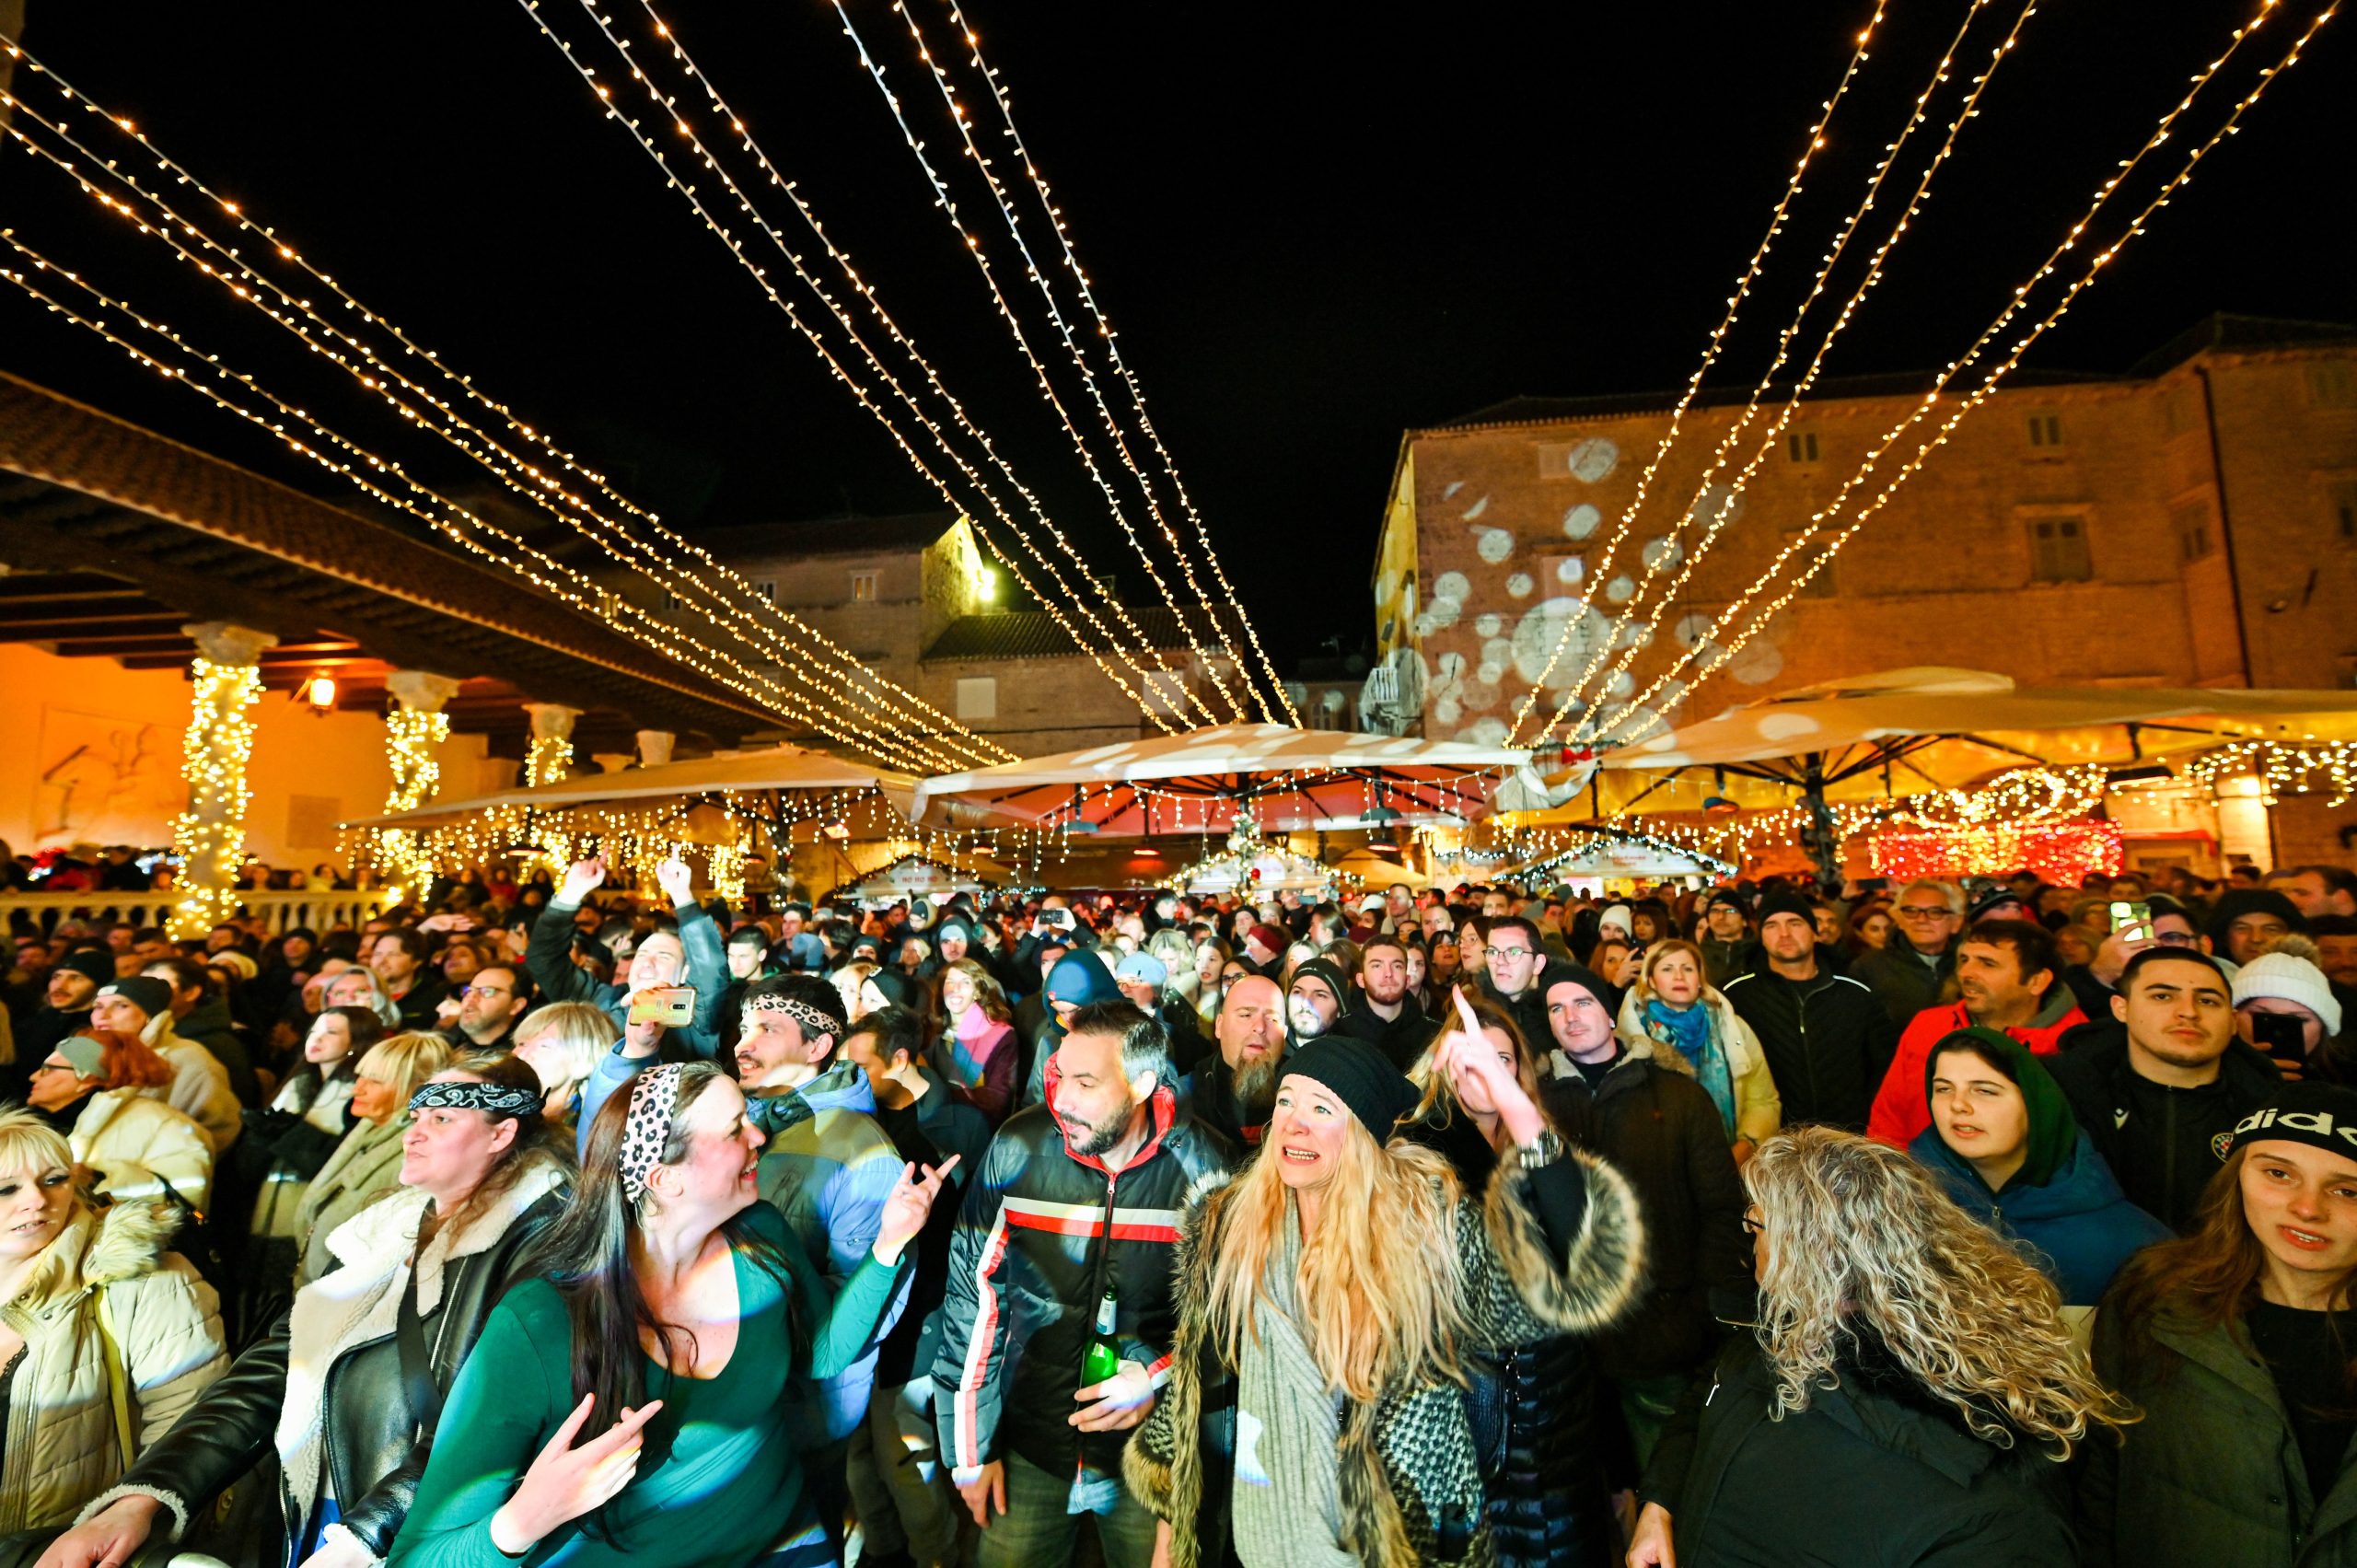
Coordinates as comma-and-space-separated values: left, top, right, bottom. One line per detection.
0, 1199, 229, 1533
68, 1090, 217, 1213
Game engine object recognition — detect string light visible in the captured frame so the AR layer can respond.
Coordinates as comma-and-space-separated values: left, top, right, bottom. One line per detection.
935, 0, 1301, 726
1507, 0, 1889, 739
1872, 819, 2122, 884
1514, 827, 1737, 882
1559, 0, 2034, 725
831, 0, 1259, 724
516, 0, 1195, 731
1595, 0, 2324, 744
168, 656, 261, 937
0, 51, 1005, 773
2176, 737, 2357, 807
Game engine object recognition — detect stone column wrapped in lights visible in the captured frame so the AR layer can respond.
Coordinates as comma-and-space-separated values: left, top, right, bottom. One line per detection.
377, 669, 462, 889
168, 621, 278, 938
522, 703, 582, 872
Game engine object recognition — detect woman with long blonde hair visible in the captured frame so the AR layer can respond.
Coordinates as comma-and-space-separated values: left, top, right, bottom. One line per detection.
1629, 1125, 2130, 1567
1126, 1027, 1643, 1568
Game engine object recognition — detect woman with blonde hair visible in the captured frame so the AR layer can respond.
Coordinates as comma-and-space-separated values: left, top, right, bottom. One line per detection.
1615, 938, 1781, 1163
294, 1030, 454, 1283
508, 1001, 620, 1129
0, 1110, 226, 1539
935, 957, 1017, 1124
1127, 1028, 1643, 1568
1630, 1126, 2128, 1566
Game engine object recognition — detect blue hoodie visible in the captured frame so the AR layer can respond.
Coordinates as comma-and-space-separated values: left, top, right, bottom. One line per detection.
1910, 1125, 2172, 1306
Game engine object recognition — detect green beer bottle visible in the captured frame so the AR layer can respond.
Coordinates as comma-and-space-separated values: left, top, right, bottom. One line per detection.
1083, 1282, 1120, 1385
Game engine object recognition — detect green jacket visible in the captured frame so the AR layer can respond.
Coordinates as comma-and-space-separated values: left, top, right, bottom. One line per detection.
2084, 1304, 2357, 1566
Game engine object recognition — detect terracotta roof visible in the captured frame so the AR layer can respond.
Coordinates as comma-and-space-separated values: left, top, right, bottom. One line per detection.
923, 604, 1254, 663
0, 373, 784, 742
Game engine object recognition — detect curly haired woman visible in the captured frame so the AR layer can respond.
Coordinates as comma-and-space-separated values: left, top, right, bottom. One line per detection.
1631, 1125, 2130, 1566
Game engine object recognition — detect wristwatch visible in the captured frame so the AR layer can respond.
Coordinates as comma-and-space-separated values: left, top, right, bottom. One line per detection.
1515, 1129, 1565, 1170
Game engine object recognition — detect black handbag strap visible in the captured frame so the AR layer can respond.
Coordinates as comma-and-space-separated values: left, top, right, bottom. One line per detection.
397, 1238, 447, 1440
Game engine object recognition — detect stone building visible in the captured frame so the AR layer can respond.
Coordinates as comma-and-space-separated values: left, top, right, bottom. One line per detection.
1372, 315, 2357, 867
622, 510, 1257, 757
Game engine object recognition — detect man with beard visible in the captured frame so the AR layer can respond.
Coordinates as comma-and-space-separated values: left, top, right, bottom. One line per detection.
1183, 973, 1285, 1150
1283, 958, 1349, 1046
436, 962, 533, 1054
1868, 919, 2087, 1146
935, 1001, 1231, 1568
1338, 936, 1429, 1070
6, 947, 115, 1095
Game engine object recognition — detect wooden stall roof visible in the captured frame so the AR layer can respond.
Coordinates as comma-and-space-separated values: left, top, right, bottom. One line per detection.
0, 373, 783, 747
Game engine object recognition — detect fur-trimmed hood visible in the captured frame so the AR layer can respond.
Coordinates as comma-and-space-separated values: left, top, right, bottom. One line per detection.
4, 1199, 180, 1322
1127, 1143, 1645, 1568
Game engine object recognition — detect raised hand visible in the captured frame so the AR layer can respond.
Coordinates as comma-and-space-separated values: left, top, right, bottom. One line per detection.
560, 856, 608, 905
655, 857, 695, 907
875, 1156, 960, 1264
488, 1394, 664, 1557
1442, 987, 1546, 1147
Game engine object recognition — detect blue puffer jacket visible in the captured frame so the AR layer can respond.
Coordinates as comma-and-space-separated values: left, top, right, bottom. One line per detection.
1909, 1127, 2171, 1306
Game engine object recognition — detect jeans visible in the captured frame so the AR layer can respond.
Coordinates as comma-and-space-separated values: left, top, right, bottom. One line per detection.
845, 1376, 961, 1567
971, 1452, 1158, 1568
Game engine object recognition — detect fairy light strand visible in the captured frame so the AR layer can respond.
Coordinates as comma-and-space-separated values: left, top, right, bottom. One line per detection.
849, 0, 1265, 722
0, 46, 1007, 772
168, 657, 262, 937
519, 1, 1190, 732
1505, 0, 1890, 740
936, 0, 1301, 726
1552, 0, 2029, 731
1599, 0, 2330, 745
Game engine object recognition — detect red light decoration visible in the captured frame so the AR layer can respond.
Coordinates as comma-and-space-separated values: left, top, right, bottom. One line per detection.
1870, 819, 2122, 886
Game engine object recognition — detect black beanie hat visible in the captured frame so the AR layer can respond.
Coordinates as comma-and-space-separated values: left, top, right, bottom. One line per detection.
2225, 1082, 2357, 1160
97, 974, 172, 1020
1541, 958, 1622, 1021
1756, 890, 1816, 930
1279, 1036, 1420, 1141
1288, 958, 1351, 1006
57, 948, 117, 988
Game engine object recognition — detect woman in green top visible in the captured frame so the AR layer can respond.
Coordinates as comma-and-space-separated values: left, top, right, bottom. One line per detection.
387, 1060, 955, 1567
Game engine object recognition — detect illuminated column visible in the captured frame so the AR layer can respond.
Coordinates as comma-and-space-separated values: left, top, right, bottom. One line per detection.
635, 729, 675, 768
523, 703, 582, 787
379, 669, 462, 888
168, 621, 277, 938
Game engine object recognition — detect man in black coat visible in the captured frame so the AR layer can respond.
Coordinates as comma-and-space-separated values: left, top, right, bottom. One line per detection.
1336, 935, 1432, 1071
1541, 962, 1749, 1469
1722, 891, 1898, 1132
2046, 947, 2281, 1231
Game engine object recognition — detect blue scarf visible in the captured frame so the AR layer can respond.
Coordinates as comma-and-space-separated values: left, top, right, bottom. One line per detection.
1646, 996, 1736, 1136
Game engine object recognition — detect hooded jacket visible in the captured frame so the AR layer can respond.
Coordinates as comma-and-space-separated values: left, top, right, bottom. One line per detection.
1866, 990, 2087, 1148
134, 1010, 242, 1156
1723, 946, 1898, 1132
68, 1087, 216, 1212
930, 1056, 1234, 1489
293, 1113, 410, 1284
1016, 949, 1126, 1110
2042, 1020, 2282, 1231
752, 1056, 912, 1445
1900, 1030, 2167, 1307
2084, 1301, 2357, 1566
93, 1160, 568, 1567
1640, 1330, 2077, 1566
1123, 1144, 1646, 1568
0, 1200, 228, 1534
173, 992, 261, 1108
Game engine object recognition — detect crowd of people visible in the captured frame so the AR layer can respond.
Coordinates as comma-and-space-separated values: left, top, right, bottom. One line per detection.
0, 852, 2353, 1565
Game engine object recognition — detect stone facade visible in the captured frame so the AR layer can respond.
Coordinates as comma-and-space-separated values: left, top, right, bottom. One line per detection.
1373, 318, 2357, 748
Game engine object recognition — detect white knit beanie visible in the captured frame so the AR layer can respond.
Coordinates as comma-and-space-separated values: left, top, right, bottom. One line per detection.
2233, 951, 2344, 1037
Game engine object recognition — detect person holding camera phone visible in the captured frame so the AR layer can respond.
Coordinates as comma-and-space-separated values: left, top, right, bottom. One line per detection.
525, 857, 729, 1155
2234, 949, 2350, 1084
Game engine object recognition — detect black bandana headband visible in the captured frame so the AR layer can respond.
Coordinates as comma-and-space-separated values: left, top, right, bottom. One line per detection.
409, 1079, 543, 1121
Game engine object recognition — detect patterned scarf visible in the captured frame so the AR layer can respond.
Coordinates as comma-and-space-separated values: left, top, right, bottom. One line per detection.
1646, 997, 1736, 1135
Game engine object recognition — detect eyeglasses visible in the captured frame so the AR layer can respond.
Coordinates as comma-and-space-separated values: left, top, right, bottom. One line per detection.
1490, 947, 1534, 960
458, 983, 513, 998
1897, 905, 1954, 919
30, 1063, 76, 1077
1740, 1214, 1767, 1238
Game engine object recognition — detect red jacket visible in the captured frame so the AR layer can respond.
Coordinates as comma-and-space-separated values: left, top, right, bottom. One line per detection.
1866, 994, 2089, 1147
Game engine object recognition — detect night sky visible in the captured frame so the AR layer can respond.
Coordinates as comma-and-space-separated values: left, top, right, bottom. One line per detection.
4, 0, 2351, 673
